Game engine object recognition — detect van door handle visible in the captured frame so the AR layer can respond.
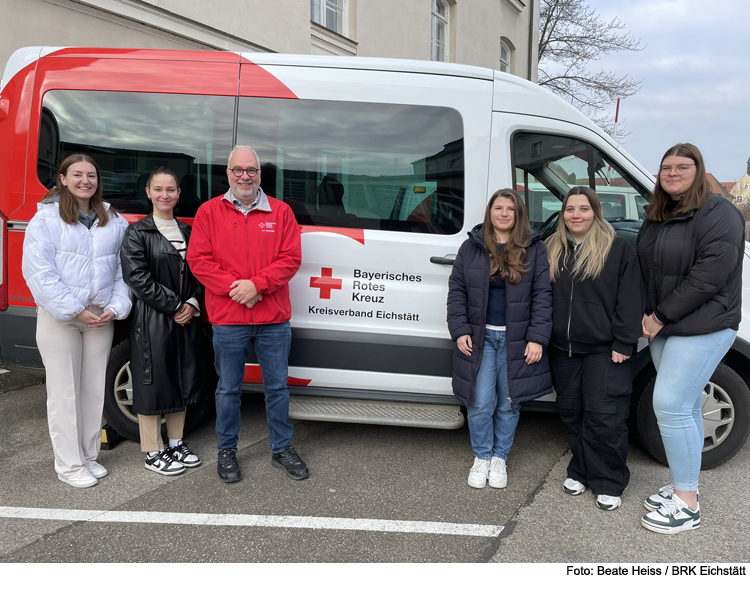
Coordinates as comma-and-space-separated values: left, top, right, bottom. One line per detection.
430, 254, 456, 266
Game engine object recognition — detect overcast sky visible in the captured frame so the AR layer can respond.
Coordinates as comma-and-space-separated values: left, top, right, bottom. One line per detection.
586, 0, 750, 182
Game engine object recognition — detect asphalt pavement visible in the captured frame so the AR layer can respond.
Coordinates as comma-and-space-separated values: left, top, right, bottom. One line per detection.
0, 373, 748, 564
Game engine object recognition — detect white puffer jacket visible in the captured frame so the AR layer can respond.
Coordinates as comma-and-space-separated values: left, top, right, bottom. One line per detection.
22, 202, 132, 322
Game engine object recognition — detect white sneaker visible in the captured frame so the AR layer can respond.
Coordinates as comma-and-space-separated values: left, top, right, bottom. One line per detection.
563, 478, 586, 496
644, 484, 701, 511
58, 471, 98, 488
468, 457, 489, 489
168, 441, 201, 468
488, 457, 507, 488
145, 450, 185, 476
596, 494, 622, 511
642, 495, 701, 535
88, 461, 108, 479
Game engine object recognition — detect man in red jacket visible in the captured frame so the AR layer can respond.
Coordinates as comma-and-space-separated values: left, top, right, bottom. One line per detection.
187, 145, 307, 483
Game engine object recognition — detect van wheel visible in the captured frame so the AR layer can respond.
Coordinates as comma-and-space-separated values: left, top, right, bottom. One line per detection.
103, 339, 216, 442
635, 363, 750, 469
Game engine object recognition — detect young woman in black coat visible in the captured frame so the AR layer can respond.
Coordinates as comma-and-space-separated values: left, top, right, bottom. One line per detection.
546, 186, 642, 511
120, 168, 205, 476
447, 189, 553, 490
638, 144, 744, 534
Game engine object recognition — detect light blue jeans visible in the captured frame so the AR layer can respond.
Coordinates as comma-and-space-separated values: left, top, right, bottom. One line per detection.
649, 328, 736, 492
467, 328, 519, 461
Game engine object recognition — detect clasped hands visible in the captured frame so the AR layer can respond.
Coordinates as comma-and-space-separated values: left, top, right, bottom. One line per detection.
174, 303, 195, 326
229, 279, 263, 308
73, 309, 115, 328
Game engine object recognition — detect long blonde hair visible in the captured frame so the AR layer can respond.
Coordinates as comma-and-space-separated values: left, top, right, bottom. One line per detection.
546, 186, 615, 281
483, 189, 531, 284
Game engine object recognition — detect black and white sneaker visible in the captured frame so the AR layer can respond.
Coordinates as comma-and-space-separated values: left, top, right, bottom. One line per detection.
145, 450, 186, 476
272, 445, 309, 480
563, 478, 586, 496
168, 440, 201, 468
596, 494, 622, 511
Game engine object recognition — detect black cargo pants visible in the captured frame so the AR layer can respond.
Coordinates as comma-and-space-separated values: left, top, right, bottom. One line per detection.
550, 348, 633, 496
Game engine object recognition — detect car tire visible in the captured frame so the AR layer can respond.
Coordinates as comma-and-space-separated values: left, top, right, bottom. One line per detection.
635, 362, 750, 469
103, 337, 216, 443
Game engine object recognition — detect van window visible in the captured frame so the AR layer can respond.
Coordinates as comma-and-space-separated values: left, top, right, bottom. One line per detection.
513, 132, 649, 234
237, 98, 464, 234
37, 91, 235, 217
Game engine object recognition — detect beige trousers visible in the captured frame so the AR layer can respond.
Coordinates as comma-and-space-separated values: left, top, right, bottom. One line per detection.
36, 306, 114, 479
138, 411, 186, 453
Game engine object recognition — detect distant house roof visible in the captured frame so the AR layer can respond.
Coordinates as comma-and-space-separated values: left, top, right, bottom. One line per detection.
721, 182, 736, 191
707, 174, 732, 198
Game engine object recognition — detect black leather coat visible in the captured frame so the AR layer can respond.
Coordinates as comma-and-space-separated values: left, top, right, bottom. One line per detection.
120, 214, 205, 415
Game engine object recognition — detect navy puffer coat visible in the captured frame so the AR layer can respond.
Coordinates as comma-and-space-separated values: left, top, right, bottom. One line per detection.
447, 225, 553, 407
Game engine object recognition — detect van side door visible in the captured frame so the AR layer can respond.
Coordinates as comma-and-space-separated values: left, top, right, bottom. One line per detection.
237, 61, 493, 399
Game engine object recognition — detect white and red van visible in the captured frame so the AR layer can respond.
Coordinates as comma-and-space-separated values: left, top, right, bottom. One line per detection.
2, 47, 748, 466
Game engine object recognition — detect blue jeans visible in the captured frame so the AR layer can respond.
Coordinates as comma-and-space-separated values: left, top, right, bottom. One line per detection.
212, 322, 294, 453
467, 328, 519, 460
649, 328, 736, 492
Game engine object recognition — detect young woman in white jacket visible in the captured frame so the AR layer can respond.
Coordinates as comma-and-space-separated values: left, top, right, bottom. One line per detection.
22, 154, 131, 488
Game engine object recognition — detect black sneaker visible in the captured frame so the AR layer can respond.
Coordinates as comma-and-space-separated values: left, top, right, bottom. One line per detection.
217, 449, 242, 483
145, 450, 186, 476
272, 445, 309, 480
168, 441, 201, 468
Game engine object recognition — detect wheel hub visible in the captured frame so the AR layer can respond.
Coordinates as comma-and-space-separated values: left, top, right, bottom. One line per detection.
702, 381, 734, 452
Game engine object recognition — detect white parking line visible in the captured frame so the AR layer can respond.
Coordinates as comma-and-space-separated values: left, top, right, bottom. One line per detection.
0, 506, 503, 538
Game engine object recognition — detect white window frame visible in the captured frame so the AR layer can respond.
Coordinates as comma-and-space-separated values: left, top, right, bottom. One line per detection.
499, 40, 511, 73
311, 0, 345, 35
431, 0, 449, 62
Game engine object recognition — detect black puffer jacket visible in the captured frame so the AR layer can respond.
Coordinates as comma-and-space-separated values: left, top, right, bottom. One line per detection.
550, 235, 642, 356
120, 214, 205, 415
447, 225, 553, 407
637, 194, 744, 337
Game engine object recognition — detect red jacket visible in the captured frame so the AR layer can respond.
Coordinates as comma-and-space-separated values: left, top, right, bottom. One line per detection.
187, 191, 301, 325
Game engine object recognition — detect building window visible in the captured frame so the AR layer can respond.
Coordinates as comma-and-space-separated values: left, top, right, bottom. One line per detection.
431, 0, 449, 62
311, 0, 343, 34
499, 40, 511, 73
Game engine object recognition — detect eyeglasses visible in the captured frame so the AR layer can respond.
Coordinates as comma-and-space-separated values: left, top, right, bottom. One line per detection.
659, 164, 695, 174
228, 167, 259, 178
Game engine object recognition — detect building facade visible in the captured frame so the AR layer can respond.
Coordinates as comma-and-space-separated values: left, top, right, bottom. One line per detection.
1, 0, 539, 83
730, 158, 750, 205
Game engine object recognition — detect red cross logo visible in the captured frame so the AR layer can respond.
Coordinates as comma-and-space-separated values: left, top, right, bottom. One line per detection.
310, 267, 342, 299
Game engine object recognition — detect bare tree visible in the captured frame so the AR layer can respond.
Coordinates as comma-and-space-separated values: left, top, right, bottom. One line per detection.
538, 0, 644, 135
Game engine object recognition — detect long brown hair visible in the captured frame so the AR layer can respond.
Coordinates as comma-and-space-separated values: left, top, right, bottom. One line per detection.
645, 143, 711, 222
483, 188, 531, 284
545, 186, 615, 281
49, 154, 112, 226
